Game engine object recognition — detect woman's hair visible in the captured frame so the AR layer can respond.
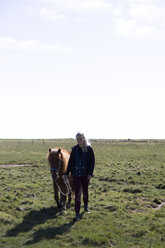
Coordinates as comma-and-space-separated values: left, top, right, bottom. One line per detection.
76, 132, 91, 146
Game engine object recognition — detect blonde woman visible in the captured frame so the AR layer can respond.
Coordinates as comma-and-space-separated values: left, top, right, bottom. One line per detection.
65, 132, 95, 221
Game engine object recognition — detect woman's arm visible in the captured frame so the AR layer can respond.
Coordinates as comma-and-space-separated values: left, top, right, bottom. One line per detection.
87, 146, 95, 176
66, 147, 75, 175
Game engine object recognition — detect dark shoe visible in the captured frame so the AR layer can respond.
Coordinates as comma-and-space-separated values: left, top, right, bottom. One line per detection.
84, 207, 90, 213
73, 213, 80, 221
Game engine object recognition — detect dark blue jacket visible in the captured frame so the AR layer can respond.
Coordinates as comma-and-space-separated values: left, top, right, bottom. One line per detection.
66, 144, 95, 177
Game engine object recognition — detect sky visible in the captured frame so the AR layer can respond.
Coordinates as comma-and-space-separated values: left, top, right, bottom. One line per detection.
0, 0, 165, 139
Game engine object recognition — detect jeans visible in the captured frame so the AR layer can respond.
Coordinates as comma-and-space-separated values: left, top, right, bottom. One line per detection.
73, 176, 90, 214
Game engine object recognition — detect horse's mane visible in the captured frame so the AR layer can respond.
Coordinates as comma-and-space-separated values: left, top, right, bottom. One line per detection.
47, 148, 70, 158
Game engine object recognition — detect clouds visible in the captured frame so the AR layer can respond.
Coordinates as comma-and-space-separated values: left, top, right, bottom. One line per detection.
128, 2, 162, 23
27, 0, 113, 24
40, 0, 113, 12
114, 18, 154, 38
0, 37, 72, 52
113, 0, 165, 39
27, 0, 165, 39
27, 6, 66, 21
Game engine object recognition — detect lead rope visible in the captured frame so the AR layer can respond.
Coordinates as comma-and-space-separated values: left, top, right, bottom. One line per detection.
63, 175, 73, 194
53, 176, 72, 196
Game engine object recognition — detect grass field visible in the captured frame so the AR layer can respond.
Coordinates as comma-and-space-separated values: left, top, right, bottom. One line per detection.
0, 139, 165, 248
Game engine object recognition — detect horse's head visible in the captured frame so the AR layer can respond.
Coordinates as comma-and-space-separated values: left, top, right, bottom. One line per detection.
47, 148, 63, 179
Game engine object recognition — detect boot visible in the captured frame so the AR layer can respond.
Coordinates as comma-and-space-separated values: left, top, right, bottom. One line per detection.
73, 213, 80, 221
84, 206, 90, 213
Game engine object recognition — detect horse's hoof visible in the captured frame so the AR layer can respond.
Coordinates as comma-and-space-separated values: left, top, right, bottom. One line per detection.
60, 209, 67, 215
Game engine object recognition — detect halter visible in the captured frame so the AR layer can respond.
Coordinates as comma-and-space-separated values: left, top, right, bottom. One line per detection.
50, 168, 60, 173
50, 153, 62, 175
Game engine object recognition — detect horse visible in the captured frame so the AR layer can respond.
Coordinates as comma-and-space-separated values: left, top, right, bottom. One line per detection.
47, 148, 73, 211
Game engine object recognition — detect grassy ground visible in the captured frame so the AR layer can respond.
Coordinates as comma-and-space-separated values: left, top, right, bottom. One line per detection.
0, 139, 165, 247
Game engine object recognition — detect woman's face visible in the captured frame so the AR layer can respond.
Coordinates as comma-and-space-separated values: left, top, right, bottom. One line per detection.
76, 135, 84, 147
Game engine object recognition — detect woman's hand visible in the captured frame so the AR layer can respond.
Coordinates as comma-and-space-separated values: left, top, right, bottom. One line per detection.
87, 175, 92, 180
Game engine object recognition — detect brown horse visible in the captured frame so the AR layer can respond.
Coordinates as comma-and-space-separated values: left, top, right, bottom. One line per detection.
47, 148, 73, 210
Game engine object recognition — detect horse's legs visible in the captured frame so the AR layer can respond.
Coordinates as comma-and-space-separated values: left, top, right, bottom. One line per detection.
53, 182, 61, 208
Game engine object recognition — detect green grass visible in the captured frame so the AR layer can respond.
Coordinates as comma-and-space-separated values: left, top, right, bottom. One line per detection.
0, 139, 165, 247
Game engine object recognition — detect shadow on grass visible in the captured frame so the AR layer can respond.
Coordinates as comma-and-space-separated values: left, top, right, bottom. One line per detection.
24, 222, 73, 245
6, 206, 60, 237
24, 212, 85, 246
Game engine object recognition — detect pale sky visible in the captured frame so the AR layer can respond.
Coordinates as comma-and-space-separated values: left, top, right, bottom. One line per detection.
0, 0, 165, 139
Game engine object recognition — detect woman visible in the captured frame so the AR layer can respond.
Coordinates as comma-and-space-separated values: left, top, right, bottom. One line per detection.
65, 132, 95, 221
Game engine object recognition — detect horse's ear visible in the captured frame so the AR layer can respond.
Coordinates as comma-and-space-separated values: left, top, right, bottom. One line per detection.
58, 148, 61, 153
49, 148, 51, 153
